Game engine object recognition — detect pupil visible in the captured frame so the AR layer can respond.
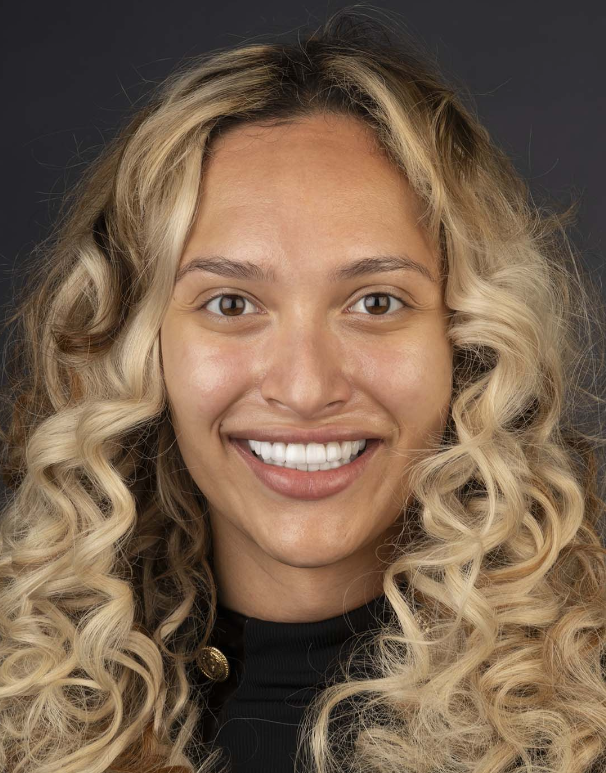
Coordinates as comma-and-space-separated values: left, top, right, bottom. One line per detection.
365, 294, 388, 314
221, 295, 244, 315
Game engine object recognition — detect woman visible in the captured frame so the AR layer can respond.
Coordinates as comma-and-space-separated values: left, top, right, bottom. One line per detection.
0, 7, 604, 773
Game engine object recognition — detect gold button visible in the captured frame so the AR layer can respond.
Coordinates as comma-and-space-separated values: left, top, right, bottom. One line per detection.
197, 645, 230, 682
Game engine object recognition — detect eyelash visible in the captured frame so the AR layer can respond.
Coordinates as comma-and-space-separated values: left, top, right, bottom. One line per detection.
196, 291, 412, 322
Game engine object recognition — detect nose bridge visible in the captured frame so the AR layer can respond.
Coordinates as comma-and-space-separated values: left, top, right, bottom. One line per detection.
259, 309, 352, 416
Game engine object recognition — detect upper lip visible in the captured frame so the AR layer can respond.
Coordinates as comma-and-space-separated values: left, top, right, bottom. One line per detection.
228, 427, 384, 444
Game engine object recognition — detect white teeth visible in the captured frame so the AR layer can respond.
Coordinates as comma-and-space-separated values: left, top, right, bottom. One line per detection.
285, 444, 304, 464
245, 438, 369, 469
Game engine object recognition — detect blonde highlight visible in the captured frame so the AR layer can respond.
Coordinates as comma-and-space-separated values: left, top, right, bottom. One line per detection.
0, 6, 605, 773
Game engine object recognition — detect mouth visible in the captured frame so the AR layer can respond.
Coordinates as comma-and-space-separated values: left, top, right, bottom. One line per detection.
244, 437, 372, 465
228, 437, 382, 501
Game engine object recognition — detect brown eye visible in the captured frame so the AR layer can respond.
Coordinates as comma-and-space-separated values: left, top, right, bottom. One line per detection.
365, 294, 389, 314
350, 293, 408, 316
218, 295, 246, 316
201, 294, 256, 317
199, 291, 409, 323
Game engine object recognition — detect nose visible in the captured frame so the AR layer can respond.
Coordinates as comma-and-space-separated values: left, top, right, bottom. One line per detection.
259, 320, 353, 419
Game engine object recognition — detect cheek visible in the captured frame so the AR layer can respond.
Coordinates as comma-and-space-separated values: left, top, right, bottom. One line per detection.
162, 330, 254, 430
359, 336, 452, 434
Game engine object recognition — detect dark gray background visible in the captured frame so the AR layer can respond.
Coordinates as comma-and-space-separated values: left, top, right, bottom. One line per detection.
2, 1, 604, 299
1, 1, 604, 539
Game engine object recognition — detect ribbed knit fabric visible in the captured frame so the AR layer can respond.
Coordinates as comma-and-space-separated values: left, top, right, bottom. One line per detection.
193, 590, 397, 772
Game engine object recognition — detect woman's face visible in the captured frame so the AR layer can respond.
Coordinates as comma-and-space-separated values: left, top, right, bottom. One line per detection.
160, 113, 452, 615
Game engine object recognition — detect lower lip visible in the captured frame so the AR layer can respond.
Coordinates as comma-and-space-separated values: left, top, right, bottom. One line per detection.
228, 438, 382, 501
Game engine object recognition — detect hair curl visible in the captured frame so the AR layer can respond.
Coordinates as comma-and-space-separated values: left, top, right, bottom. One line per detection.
1, 5, 605, 773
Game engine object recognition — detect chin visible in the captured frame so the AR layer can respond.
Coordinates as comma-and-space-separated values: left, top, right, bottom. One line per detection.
263, 534, 360, 569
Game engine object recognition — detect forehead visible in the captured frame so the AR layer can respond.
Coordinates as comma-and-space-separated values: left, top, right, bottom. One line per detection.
197, 113, 424, 221
180, 114, 440, 281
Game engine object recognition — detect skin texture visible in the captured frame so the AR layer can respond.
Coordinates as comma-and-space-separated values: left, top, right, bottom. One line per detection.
160, 112, 453, 622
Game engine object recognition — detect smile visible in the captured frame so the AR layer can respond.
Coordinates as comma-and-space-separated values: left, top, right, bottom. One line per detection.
246, 438, 367, 470
228, 437, 382, 501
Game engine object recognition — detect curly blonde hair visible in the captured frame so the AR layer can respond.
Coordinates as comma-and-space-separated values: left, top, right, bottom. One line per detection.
0, 6, 605, 773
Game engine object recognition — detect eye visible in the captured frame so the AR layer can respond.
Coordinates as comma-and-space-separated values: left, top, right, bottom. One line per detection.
349, 292, 409, 316
197, 291, 411, 321
201, 294, 258, 318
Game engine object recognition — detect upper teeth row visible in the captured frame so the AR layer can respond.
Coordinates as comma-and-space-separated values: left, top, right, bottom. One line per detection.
247, 439, 367, 465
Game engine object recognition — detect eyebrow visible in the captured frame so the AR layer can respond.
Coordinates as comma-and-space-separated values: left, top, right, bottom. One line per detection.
175, 254, 437, 285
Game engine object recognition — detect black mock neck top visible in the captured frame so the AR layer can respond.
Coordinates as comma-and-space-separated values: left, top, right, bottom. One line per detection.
191, 590, 397, 772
